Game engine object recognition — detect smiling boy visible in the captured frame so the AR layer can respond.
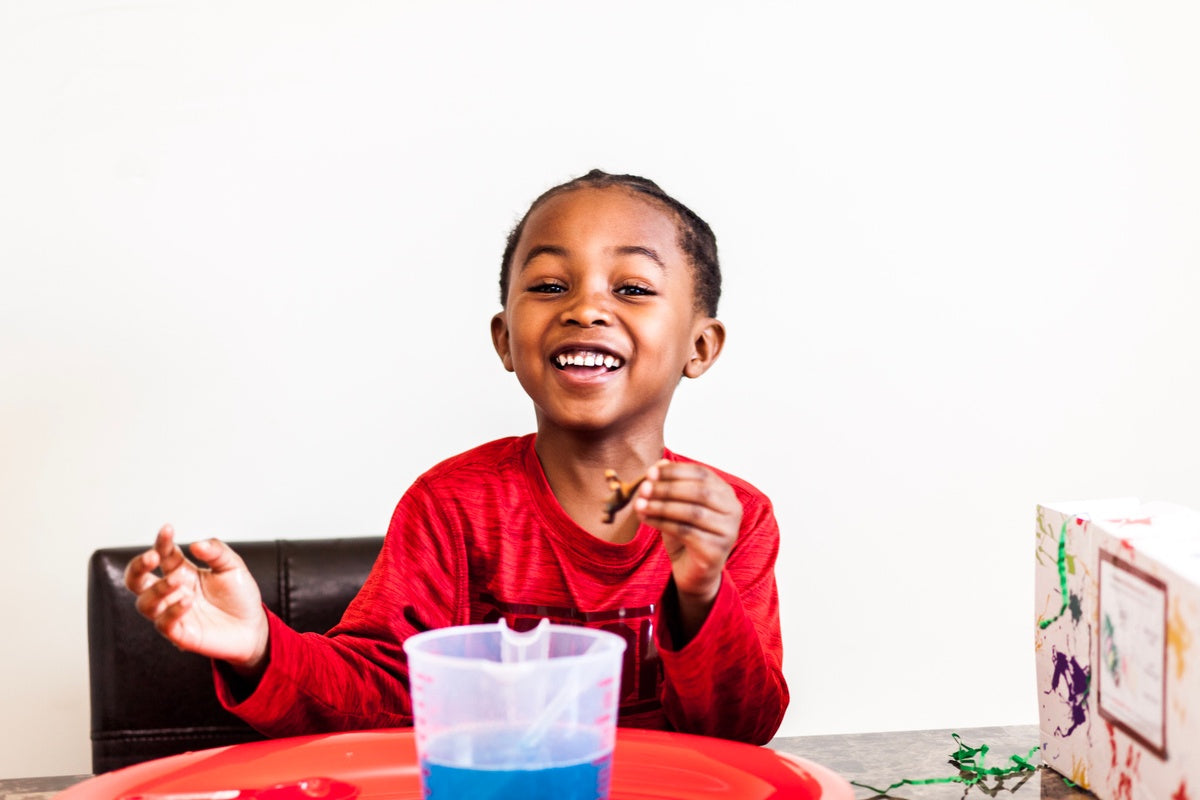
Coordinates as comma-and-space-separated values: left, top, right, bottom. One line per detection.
126, 170, 789, 744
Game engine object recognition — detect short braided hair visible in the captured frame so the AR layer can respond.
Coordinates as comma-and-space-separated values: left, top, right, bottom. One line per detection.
499, 170, 721, 316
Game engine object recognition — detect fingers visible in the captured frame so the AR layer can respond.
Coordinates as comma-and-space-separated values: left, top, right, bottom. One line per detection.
134, 566, 197, 621
124, 523, 177, 594
124, 527, 259, 658
126, 524, 202, 622
188, 537, 243, 574
635, 462, 740, 535
130, 546, 203, 651
155, 524, 188, 574
636, 463, 741, 605
152, 591, 198, 644
124, 548, 161, 594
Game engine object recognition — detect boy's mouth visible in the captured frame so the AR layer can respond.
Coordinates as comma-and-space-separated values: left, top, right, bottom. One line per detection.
553, 348, 623, 371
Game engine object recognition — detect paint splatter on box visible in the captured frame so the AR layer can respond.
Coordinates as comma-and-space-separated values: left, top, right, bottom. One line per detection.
1036, 500, 1200, 800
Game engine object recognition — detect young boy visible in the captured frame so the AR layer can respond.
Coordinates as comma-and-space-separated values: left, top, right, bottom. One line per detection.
125, 170, 788, 745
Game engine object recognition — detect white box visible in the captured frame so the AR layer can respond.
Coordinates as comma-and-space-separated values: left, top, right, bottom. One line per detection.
1036, 500, 1200, 799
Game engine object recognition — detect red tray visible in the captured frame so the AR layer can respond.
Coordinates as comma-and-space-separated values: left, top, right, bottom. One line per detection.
62, 728, 853, 800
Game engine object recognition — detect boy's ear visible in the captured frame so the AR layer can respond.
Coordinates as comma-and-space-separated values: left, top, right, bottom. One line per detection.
683, 317, 725, 379
490, 312, 515, 372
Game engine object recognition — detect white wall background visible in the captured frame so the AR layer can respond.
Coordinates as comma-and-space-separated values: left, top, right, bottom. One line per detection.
2, 0, 1198, 779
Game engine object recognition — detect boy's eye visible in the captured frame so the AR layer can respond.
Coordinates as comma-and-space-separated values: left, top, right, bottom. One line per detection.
616, 283, 655, 297
528, 282, 566, 294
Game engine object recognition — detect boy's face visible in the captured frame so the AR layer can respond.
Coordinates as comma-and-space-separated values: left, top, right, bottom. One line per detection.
491, 186, 724, 436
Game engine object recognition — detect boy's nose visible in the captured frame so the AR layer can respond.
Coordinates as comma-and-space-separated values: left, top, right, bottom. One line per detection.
561, 290, 612, 327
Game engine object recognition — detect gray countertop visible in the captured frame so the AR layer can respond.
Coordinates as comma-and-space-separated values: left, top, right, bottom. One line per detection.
1, 725, 1091, 800
0, 774, 90, 800
769, 724, 1091, 799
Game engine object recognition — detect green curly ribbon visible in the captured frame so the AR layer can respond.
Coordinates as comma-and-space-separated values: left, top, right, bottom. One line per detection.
850, 733, 1039, 796
1038, 520, 1070, 630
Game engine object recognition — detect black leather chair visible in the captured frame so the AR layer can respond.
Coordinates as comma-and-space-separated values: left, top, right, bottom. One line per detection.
87, 536, 384, 774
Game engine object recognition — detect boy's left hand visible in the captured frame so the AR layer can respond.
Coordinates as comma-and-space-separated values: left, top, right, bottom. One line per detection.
635, 460, 741, 611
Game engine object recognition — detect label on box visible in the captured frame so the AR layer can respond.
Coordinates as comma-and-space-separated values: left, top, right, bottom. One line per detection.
1097, 551, 1168, 758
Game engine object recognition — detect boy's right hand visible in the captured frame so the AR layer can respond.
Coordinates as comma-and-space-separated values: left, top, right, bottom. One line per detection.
124, 524, 270, 674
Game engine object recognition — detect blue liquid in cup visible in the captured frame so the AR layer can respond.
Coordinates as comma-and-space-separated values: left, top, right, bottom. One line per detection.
419, 725, 612, 800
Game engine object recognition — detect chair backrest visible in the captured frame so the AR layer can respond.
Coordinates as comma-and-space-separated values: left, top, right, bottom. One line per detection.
87, 536, 383, 774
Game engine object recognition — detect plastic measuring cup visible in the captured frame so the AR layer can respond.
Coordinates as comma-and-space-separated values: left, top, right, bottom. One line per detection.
403, 619, 627, 800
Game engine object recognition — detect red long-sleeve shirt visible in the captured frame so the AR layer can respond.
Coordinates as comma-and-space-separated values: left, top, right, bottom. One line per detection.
216, 434, 788, 744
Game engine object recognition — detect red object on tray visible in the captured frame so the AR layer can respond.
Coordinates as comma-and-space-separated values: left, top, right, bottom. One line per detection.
60, 728, 853, 800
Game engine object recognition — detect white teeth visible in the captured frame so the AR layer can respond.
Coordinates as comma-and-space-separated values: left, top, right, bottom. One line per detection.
556, 350, 622, 369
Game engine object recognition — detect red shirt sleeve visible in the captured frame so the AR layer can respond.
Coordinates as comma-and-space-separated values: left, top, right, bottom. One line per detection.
652, 489, 789, 744
214, 478, 468, 736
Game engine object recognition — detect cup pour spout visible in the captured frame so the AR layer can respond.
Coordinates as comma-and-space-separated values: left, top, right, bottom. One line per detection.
498, 617, 551, 663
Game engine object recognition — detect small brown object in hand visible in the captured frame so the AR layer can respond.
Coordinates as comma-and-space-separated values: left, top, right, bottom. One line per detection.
603, 469, 646, 523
